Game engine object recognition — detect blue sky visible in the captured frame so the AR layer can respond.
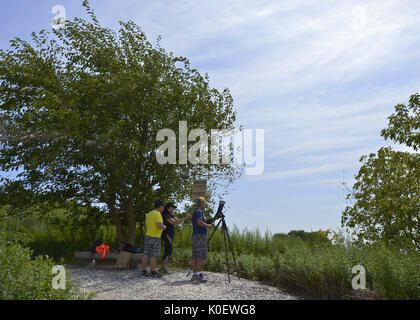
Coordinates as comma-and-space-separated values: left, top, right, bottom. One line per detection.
1, 0, 419, 234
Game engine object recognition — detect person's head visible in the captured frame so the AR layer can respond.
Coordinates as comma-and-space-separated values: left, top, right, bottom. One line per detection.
166, 202, 177, 214
154, 200, 165, 212
195, 197, 206, 209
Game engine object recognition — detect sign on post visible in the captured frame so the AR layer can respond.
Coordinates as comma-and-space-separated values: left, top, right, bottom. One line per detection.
191, 180, 207, 201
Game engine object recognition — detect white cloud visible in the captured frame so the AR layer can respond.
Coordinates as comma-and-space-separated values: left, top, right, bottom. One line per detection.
245, 211, 275, 217
291, 178, 346, 186
250, 161, 359, 182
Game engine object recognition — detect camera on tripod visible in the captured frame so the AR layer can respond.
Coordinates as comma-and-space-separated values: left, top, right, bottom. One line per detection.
214, 200, 226, 219
205, 200, 225, 224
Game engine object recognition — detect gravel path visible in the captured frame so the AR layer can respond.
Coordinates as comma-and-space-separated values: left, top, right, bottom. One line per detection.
68, 266, 298, 300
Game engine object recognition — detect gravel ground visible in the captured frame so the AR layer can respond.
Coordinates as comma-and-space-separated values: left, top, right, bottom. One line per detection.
68, 266, 298, 300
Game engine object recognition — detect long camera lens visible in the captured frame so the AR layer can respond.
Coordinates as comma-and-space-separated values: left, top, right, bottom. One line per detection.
215, 200, 225, 219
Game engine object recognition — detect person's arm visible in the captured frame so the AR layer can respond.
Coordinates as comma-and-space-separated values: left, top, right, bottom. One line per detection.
196, 218, 212, 229
155, 212, 166, 230
156, 222, 166, 229
167, 214, 191, 226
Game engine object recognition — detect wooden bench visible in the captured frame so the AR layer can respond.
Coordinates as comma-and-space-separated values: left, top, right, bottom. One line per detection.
74, 251, 143, 269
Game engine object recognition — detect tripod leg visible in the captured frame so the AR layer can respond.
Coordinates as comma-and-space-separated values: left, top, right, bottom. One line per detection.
222, 220, 231, 283
207, 218, 223, 244
224, 223, 240, 280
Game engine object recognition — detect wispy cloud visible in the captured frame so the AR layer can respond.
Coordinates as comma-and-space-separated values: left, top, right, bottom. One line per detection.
250, 162, 359, 182
245, 211, 275, 217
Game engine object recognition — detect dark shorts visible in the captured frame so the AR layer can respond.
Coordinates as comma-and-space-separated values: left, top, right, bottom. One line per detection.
192, 234, 207, 260
143, 235, 161, 258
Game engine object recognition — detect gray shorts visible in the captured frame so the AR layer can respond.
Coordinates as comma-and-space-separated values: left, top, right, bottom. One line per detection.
143, 235, 161, 258
192, 234, 208, 260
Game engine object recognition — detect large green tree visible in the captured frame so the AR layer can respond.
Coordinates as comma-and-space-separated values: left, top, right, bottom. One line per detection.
342, 94, 419, 248
0, 1, 241, 244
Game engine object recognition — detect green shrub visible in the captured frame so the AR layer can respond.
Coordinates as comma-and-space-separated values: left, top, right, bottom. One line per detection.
286, 229, 332, 246
0, 231, 92, 300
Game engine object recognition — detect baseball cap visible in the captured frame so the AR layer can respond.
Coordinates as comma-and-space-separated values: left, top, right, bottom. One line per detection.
196, 197, 206, 206
154, 200, 164, 208
166, 202, 177, 209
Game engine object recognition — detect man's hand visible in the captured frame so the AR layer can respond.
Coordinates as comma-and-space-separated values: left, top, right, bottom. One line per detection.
197, 218, 212, 229
169, 213, 191, 226
205, 218, 214, 224
157, 222, 166, 229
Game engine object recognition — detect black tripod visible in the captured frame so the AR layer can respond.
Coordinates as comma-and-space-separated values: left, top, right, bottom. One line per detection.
187, 213, 239, 283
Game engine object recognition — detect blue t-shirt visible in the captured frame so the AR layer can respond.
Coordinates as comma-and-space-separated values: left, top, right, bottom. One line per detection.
192, 208, 207, 235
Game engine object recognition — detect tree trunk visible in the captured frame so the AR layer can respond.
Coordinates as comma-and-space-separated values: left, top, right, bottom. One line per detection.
108, 196, 125, 244
126, 194, 137, 245
139, 220, 145, 248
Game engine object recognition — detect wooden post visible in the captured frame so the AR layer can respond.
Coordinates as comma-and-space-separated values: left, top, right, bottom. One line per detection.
115, 251, 132, 268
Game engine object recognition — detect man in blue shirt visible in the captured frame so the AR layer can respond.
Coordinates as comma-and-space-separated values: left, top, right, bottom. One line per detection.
191, 196, 213, 283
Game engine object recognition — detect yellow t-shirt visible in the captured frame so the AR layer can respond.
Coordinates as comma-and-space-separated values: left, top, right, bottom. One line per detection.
145, 209, 163, 238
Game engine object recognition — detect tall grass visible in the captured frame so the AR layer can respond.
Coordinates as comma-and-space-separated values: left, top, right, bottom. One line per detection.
175, 225, 291, 257
171, 226, 420, 299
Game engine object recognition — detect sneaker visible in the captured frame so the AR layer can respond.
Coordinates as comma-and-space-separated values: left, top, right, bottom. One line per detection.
197, 273, 207, 283
159, 268, 170, 275
150, 271, 163, 278
139, 270, 149, 277
191, 273, 207, 283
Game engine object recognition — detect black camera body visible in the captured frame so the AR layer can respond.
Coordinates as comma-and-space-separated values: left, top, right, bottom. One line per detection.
205, 200, 226, 224
214, 200, 226, 219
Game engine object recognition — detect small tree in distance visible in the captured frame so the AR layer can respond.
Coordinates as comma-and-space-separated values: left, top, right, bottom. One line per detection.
342, 94, 419, 249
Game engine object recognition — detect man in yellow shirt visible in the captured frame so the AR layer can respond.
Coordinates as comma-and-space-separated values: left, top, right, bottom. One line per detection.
141, 200, 166, 277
